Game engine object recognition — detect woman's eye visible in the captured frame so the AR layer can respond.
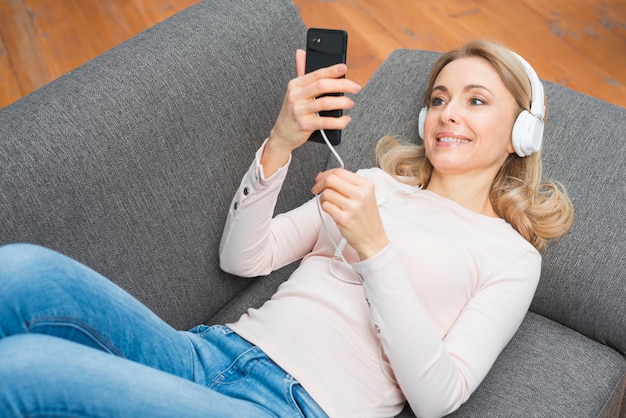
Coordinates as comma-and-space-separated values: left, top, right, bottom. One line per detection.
470, 98, 485, 105
431, 97, 446, 106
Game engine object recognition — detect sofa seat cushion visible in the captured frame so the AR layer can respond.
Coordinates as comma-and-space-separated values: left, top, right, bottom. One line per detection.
444, 312, 625, 417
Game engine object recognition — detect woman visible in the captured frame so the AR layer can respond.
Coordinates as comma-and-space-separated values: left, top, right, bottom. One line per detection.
0, 39, 573, 417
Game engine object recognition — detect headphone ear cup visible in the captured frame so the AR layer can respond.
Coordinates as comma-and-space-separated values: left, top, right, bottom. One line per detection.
418, 107, 427, 140
512, 110, 544, 157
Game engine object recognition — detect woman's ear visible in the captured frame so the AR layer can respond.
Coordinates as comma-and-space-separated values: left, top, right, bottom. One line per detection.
506, 139, 516, 155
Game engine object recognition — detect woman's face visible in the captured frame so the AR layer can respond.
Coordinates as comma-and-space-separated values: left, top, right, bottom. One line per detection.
423, 57, 519, 178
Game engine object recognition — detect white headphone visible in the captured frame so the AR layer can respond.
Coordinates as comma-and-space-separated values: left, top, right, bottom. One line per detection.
418, 52, 545, 157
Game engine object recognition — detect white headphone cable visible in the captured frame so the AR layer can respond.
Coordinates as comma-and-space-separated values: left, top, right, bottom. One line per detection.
315, 124, 363, 285
319, 126, 345, 169
315, 126, 423, 285
319, 126, 408, 384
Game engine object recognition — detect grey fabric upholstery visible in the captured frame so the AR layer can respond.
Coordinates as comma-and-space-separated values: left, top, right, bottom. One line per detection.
531, 84, 626, 354
0, 0, 623, 417
446, 313, 626, 417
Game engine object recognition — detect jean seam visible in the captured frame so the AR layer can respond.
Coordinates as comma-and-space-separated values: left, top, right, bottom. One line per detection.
208, 346, 261, 387
27, 410, 108, 418
27, 317, 124, 357
285, 377, 305, 418
179, 331, 201, 384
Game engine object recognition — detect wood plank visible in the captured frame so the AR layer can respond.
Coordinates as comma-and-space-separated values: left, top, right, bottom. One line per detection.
168, 0, 201, 11
530, 0, 626, 105
452, 0, 626, 108
70, 0, 128, 57
22, 0, 92, 82
1, 0, 625, 109
0, 0, 50, 98
0, 32, 23, 106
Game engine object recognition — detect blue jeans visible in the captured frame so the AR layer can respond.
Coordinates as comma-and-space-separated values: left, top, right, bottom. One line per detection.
0, 243, 328, 417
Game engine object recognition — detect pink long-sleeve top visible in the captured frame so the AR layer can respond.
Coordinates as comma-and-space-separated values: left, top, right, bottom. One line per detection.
219, 143, 541, 418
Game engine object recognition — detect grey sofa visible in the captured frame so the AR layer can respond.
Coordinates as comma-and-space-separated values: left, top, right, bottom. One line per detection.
1, 0, 624, 416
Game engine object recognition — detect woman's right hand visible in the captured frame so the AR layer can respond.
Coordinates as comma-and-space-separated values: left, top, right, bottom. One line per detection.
261, 49, 362, 176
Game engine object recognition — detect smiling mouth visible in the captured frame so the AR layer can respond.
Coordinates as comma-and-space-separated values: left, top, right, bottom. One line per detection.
437, 137, 470, 144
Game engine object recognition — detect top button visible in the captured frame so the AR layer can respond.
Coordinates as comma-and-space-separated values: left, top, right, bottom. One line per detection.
243, 187, 249, 196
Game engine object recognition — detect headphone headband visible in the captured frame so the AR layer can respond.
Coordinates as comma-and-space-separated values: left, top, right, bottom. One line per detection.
509, 52, 545, 157
511, 52, 545, 120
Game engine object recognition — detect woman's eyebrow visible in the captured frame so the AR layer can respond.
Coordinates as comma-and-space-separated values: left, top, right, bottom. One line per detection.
432, 84, 493, 95
464, 84, 493, 95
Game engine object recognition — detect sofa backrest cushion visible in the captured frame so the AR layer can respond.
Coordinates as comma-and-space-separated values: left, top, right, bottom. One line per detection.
0, 0, 320, 330
339, 49, 626, 355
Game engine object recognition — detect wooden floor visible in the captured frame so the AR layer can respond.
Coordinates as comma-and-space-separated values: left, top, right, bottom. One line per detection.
1, 0, 625, 109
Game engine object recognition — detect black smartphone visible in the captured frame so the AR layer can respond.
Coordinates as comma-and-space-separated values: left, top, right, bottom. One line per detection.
304, 28, 348, 146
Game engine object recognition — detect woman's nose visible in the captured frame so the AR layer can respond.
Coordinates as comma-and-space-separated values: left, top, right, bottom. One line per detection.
440, 100, 460, 125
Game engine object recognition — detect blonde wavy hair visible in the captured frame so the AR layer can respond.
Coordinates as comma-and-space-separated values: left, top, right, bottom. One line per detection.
376, 39, 574, 251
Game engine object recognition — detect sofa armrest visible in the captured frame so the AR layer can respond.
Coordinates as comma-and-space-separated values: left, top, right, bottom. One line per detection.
0, 0, 327, 330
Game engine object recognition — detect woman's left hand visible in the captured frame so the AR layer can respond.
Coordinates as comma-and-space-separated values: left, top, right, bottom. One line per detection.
312, 169, 390, 260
